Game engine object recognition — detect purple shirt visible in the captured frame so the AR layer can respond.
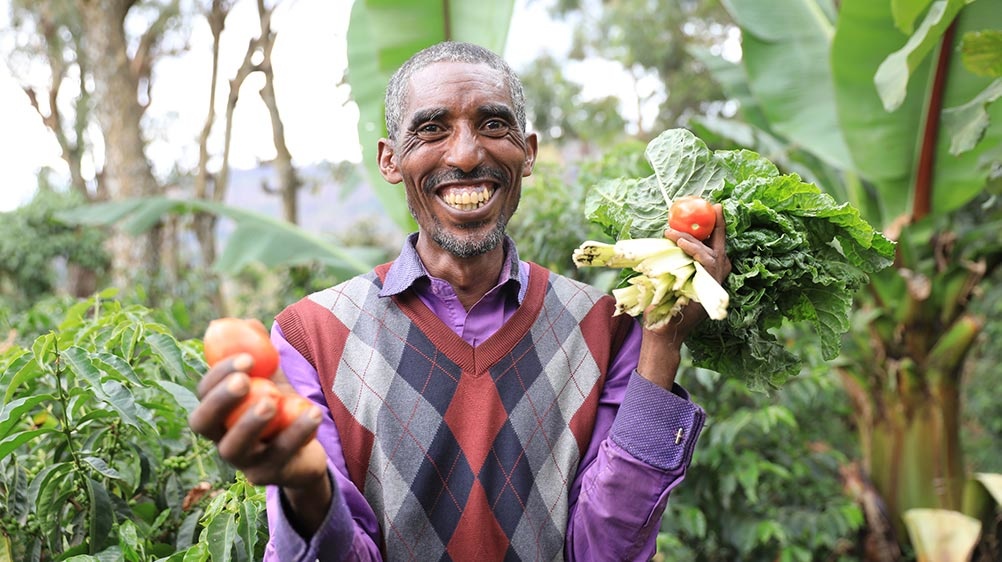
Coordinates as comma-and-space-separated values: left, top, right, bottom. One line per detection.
264, 234, 706, 561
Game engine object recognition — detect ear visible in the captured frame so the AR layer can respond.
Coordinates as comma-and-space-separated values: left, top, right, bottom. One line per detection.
521, 132, 538, 177
377, 138, 403, 184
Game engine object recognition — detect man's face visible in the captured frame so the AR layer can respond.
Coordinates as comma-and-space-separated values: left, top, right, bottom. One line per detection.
378, 61, 537, 259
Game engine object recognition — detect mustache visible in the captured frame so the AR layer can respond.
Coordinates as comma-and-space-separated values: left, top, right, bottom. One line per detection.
424, 165, 510, 194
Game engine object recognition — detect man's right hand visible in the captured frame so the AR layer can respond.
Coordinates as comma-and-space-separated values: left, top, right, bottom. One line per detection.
188, 353, 332, 532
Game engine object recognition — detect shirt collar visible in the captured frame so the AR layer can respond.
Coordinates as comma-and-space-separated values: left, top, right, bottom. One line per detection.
379, 232, 528, 304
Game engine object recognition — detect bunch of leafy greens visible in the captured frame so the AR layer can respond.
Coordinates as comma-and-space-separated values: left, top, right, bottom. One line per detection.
584, 129, 896, 390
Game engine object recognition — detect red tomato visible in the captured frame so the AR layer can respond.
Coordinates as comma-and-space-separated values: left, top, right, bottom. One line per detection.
668, 196, 716, 241
203, 318, 280, 378
274, 394, 318, 441
224, 378, 285, 440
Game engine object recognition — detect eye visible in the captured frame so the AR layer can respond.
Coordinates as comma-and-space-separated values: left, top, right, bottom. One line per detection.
417, 122, 444, 135
482, 118, 510, 136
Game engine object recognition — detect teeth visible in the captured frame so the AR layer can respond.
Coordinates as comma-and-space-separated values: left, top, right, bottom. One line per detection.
442, 187, 494, 210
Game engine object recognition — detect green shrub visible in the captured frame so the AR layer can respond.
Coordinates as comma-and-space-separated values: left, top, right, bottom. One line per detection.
0, 186, 108, 310
657, 345, 864, 561
0, 290, 267, 561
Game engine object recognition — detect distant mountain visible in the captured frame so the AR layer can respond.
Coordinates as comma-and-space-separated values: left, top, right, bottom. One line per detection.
221, 161, 407, 247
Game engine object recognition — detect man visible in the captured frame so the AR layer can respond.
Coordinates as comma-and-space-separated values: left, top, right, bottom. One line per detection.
189, 41, 730, 561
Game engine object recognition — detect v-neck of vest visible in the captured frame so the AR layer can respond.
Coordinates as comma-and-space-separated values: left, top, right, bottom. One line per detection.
380, 261, 548, 377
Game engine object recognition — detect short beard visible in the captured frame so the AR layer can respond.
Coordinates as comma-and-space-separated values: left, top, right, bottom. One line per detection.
428, 212, 508, 258
415, 164, 513, 258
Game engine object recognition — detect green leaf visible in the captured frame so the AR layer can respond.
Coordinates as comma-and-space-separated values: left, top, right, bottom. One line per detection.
645, 128, 726, 202
92, 351, 143, 386
117, 519, 142, 561
0, 428, 55, 459
82, 456, 126, 481
26, 461, 73, 519
722, 0, 854, 171
5, 462, 29, 519
113, 321, 143, 364
85, 477, 114, 554
181, 542, 209, 562
100, 380, 150, 431
31, 332, 55, 372
236, 496, 262, 561
56, 197, 375, 277
832, 0, 1002, 220
151, 380, 200, 417
0, 394, 52, 441
959, 30, 1002, 77
205, 511, 237, 562
1, 352, 45, 404
737, 460, 761, 502
943, 78, 1002, 155
62, 346, 104, 391
892, 0, 935, 34
0, 536, 12, 562
874, 0, 969, 111
145, 333, 189, 382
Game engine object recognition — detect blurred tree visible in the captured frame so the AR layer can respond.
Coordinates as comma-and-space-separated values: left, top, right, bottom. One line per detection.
0, 177, 109, 308
518, 53, 627, 149
6, 0, 313, 313
545, 0, 733, 138
7, 0, 186, 292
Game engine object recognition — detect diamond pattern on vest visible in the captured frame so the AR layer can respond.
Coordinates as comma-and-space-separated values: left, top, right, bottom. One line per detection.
306, 267, 620, 561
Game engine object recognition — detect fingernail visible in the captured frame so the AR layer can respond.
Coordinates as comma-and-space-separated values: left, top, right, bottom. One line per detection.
308, 407, 322, 424
233, 353, 253, 372
254, 398, 275, 418
227, 374, 248, 395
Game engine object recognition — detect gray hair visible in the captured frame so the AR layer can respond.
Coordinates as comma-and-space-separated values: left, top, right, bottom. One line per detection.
384, 41, 527, 140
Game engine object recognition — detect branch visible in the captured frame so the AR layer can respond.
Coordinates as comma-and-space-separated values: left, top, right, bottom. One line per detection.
195, 0, 232, 202
220, 34, 263, 199
130, 0, 181, 111
255, 0, 302, 223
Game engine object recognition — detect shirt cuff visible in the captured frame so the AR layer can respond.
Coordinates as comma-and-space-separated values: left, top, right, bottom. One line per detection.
267, 461, 356, 561
609, 371, 706, 472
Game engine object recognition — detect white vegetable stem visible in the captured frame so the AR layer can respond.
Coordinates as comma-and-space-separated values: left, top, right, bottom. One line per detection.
572, 239, 729, 327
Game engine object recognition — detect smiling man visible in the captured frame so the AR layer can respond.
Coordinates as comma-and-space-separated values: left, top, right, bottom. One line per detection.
189, 41, 730, 561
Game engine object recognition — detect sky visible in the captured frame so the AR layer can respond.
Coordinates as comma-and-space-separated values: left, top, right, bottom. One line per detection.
0, 0, 608, 212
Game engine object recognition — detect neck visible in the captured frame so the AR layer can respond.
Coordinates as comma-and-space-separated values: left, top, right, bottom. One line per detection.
416, 235, 506, 310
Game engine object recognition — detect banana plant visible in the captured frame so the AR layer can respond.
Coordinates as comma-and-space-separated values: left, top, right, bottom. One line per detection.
704, 0, 1002, 551
344, 0, 516, 232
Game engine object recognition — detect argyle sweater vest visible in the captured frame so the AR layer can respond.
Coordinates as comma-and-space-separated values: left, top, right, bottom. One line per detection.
276, 261, 633, 561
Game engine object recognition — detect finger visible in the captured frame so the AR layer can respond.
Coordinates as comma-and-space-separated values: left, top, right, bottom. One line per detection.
188, 371, 250, 441
674, 236, 720, 275
198, 353, 254, 397
709, 204, 732, 280
262, 405, 323, 461
216, 393, 279, 465
709, 204, 727, 254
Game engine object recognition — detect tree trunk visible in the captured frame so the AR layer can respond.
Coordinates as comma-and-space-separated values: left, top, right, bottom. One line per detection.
193, 0, 230, 316
840, 314, 982, 542
78, 0, 161, 289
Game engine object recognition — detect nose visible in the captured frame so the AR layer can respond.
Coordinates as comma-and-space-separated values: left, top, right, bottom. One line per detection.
442, 124, 484, 172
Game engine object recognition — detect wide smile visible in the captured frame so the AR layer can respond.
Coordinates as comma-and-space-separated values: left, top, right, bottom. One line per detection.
438, 185, 496, 212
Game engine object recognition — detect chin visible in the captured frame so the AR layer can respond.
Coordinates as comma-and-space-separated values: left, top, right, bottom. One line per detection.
434, 227, 506, 259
